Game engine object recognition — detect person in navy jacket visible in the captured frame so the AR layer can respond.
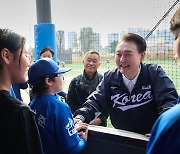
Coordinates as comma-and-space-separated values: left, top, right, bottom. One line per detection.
74, 33, 178, 135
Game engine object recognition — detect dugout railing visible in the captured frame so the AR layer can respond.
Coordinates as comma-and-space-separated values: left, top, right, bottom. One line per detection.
80, 125, 148, 154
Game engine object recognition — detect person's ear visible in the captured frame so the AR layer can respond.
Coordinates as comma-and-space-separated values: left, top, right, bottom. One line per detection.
98, 61, 101, 67
140, 52, 146, 62
0, 48, 11, 64
45, 77, 52, 86
97, 61, 101, 69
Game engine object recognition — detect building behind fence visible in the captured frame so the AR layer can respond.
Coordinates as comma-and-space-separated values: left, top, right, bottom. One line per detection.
31, 0, 180, 92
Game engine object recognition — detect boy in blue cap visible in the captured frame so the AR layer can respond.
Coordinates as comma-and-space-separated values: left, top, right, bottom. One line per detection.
29, 46, 67, 101
28, 58, 88, 154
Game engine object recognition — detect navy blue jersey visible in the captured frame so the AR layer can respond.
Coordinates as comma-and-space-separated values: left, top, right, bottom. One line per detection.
29, 94, 86, 154
147, 104, 180, 154
74, 63, 178, 134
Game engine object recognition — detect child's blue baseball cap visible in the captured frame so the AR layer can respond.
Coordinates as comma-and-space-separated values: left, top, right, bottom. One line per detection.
28, 58, 71, 86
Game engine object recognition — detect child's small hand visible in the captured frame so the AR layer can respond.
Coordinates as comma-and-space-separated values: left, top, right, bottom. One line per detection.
75, 122, 88, 141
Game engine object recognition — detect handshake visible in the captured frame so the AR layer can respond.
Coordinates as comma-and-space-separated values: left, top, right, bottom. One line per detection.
74, 119, 89, 141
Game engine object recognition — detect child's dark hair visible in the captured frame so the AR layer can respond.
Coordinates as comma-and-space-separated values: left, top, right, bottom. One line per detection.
32, 75, 55, 97
0, 28, 26, 69
40, 47, 54, 57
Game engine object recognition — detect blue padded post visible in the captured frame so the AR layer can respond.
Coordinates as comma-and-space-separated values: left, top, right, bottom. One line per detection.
34, 23, 57, 61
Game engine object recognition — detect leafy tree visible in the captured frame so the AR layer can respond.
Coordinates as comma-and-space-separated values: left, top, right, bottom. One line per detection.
79, 27, 94, 54
109, 40, 118, 53
56, 30, 65, 54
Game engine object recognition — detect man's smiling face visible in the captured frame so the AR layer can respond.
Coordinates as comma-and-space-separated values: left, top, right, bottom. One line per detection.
115, 41, 145, 80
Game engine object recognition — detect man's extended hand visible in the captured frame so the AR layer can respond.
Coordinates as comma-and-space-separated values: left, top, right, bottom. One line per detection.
89, 118, 102, 125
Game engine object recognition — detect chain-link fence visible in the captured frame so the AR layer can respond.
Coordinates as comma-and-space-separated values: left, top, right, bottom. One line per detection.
53, 0, 180, 92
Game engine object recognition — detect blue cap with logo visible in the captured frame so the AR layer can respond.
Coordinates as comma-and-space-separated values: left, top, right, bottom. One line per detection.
28, 58, 71, 86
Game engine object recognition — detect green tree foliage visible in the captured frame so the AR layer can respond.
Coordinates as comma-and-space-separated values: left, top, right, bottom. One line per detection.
56, 30, 65, 54
79, 27, 94, 54
109, 40, 118, 53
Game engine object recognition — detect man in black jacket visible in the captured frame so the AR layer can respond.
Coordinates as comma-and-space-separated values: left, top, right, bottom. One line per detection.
74, 33, 178, 135
67, 50, 107, 126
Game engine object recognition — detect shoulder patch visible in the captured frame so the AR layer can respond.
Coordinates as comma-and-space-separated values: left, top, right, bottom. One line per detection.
65, 118, 77, 136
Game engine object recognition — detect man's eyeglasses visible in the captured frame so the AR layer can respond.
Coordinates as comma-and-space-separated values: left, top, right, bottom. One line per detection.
54, 74, 64, 80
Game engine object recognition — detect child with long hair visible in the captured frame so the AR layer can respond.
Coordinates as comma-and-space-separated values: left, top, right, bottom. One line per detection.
0, 28, 43, 154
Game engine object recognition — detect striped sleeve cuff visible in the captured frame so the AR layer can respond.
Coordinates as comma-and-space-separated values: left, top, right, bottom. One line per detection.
75, 115, 85, 122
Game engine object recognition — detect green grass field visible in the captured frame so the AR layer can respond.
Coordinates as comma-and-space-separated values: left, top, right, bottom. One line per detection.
63, 59, 180, 91
144, 59, 180, 90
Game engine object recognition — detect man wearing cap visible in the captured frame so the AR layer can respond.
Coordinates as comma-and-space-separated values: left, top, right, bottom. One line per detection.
28, 58, 88, 154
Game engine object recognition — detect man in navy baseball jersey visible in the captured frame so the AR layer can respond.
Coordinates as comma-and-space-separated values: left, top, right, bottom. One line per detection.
74, 33, 178, 135
147, 8, 180, 154
28, 58, 88, 154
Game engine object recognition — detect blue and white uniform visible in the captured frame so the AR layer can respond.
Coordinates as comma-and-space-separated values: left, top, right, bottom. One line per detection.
147, 104, 180, 154
29, 94, 86, 154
